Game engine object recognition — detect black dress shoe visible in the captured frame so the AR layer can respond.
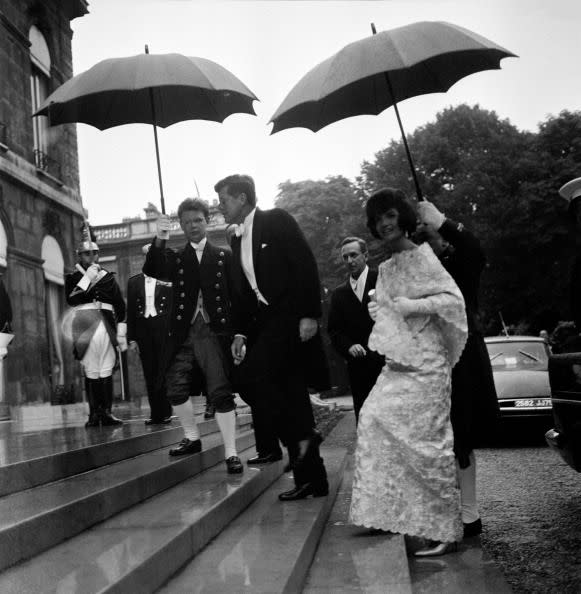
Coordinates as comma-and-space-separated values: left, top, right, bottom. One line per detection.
226, 456, 244, 474
169, 438, 202, 456
145, 416, 172, 425
247, 452, 283, 465
463, 518, 483, 538
278, 482, 329, 501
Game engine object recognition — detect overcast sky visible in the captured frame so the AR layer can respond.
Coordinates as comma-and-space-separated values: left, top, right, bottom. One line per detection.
69, 0, 581, 224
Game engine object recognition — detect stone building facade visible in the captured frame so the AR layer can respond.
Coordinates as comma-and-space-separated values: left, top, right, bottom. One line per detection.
0, 0, 89, 408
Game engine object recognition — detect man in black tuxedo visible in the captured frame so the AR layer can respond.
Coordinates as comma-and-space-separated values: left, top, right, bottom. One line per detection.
327, 237, 384, 422
127, 244, 173, 425
215, 173, 328, 501
145, 198, 243, 475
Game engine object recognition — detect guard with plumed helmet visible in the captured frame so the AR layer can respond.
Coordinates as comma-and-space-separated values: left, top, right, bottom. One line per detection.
65, 222, 127, 427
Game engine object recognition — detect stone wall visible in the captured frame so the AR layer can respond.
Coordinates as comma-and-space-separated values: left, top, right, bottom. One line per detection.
0, 0, 88, 405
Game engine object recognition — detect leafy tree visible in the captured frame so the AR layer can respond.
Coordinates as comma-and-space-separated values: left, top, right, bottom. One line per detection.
274, 176, 370, 291
357, 105, 581, 334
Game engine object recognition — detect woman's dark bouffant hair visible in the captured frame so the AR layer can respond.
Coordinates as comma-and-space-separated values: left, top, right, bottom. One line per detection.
365, 188, 417, 239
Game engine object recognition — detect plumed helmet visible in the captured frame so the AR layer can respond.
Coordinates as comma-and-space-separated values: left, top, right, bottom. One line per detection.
77, 222, 99, 253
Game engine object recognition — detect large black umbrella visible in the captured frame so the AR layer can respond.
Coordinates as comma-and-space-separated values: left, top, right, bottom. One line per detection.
270, 21, 516, 200
34, 48, 258, 213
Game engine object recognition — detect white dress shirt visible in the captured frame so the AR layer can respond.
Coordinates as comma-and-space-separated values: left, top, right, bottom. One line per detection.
350, 265, 369, 303
240, 208, 269, 305
191, 237, 210, 323
144, 275, 158, 317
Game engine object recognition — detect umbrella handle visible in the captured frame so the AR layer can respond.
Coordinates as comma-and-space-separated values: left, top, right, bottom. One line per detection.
370, 23, 424, 202
145, 44, 166, 214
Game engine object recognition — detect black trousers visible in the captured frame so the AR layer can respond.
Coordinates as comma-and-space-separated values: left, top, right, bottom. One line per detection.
135, 315, 172, 421
234, 306, 327, 487
348, 353, 385, 423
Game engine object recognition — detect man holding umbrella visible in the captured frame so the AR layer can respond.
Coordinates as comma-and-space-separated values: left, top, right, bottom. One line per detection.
146, 198, 243, 475
416, 201, 499, 538
215, 174, 328, 501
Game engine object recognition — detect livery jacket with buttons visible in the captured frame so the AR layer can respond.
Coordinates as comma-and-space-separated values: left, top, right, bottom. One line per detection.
65, 269, 126, 360
126, 273, 173, 343
143, 238, 234, 347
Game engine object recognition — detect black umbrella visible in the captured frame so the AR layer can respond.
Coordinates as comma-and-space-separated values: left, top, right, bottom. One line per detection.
270, 21, 516, 200
35, 47, 258, 213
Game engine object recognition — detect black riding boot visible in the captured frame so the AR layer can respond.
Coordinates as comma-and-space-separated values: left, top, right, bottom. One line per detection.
98, 376, 123, 426
84, 377, 100, 428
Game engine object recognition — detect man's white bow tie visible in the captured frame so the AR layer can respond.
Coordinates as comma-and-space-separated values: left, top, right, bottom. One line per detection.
234, 223, 245, 237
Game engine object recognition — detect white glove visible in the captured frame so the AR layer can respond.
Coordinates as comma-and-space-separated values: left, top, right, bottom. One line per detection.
417, 201, 445, 230
156, 214, 171, 240
85, 264, 101, 282
116, 323, 128, 351
368, 300, 379, 321
393, 296, 434, 317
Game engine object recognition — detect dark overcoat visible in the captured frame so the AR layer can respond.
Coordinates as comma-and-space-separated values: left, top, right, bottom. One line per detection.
438, 219, 499, 465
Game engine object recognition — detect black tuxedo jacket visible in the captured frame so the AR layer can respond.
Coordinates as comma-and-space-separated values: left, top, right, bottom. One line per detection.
229, 208, 322, 334
327, 269, 379, 359
144, 238, 234, 346
229, 207, 329, 390
126, 273, 172, 342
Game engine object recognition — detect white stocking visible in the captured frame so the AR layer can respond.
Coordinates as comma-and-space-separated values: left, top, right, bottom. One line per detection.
457, 451, 479, 523
173, 399, 200, 441
216, 410, 237, 459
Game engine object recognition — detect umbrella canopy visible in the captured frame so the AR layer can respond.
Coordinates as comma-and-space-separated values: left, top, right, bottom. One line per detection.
35, 52, 258, 130
34, 51, 258, 213
270, 21, 516, 134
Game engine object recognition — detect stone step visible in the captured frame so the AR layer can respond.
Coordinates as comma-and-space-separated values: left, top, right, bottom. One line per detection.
0, 428, 255, 571
303, 455, 412, 594
158, 444, 349, 593
0, 414, 252, 497
0, 452, 282, 594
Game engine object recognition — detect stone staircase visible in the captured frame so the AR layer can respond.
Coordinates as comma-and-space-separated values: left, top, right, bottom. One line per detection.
0, 408, 353, 593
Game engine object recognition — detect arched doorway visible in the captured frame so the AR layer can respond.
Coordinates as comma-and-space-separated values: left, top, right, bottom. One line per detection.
41, 235, 66, 398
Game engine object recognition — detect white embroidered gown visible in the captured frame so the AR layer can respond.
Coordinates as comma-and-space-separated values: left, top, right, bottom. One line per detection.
349, 243, 468, 542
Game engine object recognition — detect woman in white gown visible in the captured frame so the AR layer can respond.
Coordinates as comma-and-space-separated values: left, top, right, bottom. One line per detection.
349, 188, 468, 556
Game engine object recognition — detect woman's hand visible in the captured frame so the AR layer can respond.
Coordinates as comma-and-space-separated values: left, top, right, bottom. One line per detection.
393, 296, 417, 317
368, 300, 379, 321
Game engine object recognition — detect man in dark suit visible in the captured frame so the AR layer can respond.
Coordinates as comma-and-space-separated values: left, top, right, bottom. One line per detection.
127, 244, 173, 425
215, 173, 328, 501
145, 198, 243, 474
327, 237, 384, 422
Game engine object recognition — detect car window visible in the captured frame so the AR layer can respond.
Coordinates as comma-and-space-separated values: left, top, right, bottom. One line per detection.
486, 341, 549, 371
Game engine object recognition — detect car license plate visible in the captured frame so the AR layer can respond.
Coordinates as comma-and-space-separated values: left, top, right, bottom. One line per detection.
514, 399, 551, 407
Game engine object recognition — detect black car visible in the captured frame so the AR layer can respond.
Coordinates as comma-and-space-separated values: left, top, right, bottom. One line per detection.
546, 351, 581, 471
485, 336, 552, 421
